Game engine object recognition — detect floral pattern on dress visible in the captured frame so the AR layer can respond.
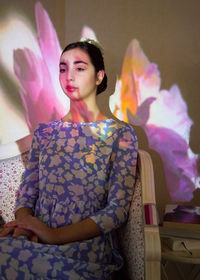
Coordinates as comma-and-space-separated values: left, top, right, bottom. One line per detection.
0, 119, 138, 280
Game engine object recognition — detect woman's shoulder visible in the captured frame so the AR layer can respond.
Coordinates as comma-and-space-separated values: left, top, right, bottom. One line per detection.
33, 120, 59, 137
111, 120, 138, 152
112, 119, 137, 136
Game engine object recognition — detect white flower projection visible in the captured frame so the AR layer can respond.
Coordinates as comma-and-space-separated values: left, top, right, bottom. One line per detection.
109, 40, 200, 201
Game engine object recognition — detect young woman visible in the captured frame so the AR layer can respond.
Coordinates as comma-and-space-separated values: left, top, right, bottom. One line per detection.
0, 40, 138, 279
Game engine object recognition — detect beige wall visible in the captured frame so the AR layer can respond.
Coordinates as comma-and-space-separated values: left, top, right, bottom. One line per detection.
64, 0, 200, 217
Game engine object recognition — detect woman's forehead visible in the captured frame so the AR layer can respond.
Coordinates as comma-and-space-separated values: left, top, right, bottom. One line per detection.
60, 48, 91, 63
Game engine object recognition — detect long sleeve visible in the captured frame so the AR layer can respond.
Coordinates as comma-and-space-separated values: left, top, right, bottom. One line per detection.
15, 127, 41, 212
90, 124, 138, 234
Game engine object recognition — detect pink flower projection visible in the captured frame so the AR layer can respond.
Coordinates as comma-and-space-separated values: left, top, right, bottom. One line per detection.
13, 2, 69, 134
109, 40, 200, 201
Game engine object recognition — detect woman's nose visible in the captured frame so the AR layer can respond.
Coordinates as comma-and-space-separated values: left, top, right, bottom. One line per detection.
66, 70, 74, 81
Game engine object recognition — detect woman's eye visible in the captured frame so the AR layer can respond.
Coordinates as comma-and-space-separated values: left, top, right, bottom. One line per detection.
59, 69, 65, 73
77, 67, 85, 71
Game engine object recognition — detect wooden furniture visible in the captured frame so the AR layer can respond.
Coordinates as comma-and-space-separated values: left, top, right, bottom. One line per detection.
118, 150, 161, 280
161, 236, 200, 280
0, 139, 161, 280
139, 150, 161, 279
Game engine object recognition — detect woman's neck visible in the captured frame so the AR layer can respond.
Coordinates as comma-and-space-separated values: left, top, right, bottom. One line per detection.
62, 100, 107, 123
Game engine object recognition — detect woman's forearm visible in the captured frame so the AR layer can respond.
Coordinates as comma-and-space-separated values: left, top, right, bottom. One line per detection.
50, 218, 101, 245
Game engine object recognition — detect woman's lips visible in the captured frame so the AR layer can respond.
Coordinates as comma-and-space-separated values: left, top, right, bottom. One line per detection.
66, 85, 78, 92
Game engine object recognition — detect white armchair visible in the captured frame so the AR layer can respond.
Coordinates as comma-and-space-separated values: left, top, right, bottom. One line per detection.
117, 150, 161, 280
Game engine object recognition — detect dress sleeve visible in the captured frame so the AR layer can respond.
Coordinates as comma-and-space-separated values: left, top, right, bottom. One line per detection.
90, 124, 138, 234
15, 127, 41, 212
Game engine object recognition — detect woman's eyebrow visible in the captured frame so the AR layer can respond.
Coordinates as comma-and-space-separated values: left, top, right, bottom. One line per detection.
59, 62, 67, 66
74, 60, 88, 65
59, 61, 88, 66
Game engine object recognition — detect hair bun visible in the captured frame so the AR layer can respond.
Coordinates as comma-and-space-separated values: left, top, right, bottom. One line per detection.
80, 38, 104, 54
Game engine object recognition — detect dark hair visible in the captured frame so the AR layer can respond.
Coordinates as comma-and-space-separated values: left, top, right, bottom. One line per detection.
62, 41, 107, 95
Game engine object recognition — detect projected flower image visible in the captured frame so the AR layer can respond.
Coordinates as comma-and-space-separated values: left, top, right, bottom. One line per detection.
109, 40, 200, 201
14, 2, 69, 134
1, 1, 199, 201
0, 2, 70, 149
0, 2, 100, 149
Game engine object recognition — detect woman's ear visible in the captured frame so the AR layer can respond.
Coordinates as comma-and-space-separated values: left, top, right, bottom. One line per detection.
96, 70, 105, 85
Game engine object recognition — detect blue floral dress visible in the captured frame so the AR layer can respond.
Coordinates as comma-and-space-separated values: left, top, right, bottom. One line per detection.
0, 119, 138, 280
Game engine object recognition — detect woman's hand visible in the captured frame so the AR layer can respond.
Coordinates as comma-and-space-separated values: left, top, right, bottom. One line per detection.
5, 216, 54, 244
0, 224, 38, 242
5, 216, 102, 245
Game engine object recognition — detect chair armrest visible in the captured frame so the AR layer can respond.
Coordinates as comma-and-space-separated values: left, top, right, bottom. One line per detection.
0, 134, 32, 160
138, 150, 161, 279
0, 152, 29, 223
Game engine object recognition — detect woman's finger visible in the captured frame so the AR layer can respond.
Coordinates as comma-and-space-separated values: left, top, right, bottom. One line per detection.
6, 217, 33, 229
5, 220, 19, 227
13, 227, 38, 242
12, 227, 31, 238
0, 227, 14, 237
30, 234, 38, 243
6, 220, 28, 231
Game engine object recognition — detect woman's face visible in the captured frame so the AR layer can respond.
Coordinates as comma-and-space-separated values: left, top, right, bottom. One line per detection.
59, 48, 100, 101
